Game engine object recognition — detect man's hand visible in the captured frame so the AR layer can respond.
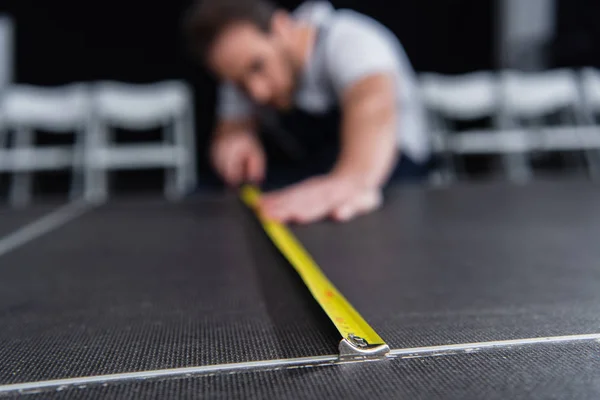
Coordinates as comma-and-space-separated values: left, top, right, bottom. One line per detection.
256, 72, 396, 225
211, 130, 266, 186
258, 174, 382, 224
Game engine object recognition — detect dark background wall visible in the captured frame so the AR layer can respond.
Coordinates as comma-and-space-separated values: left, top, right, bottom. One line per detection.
4, 0, 496, 83
553, 0, 600, 68
2, 0, 495, 184
2, 0, 598, 189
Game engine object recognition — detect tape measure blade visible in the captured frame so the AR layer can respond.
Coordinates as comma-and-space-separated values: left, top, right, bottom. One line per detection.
240, 184, 388, 355
316, 281, 385, 346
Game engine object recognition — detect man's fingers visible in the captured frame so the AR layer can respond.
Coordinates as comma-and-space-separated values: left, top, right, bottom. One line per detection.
259, 191, 294, 221
260, 177, 353, 224
260, 187, 308, 222
223, 149, 244, 186
291, 206, 329, 224
262, 190, 331, 224
211, 142, 227, 179
245, 151, 266, 184
258, 177, 382, 225
331, 190, 383, 222
332, 203, 354, 222
211, 133, 265, 187
211, 140, 240, 186
293, 195, 337, 224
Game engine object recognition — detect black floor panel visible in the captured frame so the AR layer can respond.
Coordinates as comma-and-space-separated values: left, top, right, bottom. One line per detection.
294, 182, 600, 348
0, 196, 338, 384
12, 341, 600, 399
1, 182, 600, 394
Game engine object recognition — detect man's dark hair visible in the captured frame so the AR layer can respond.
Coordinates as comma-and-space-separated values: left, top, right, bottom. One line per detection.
183, 0, 278, 63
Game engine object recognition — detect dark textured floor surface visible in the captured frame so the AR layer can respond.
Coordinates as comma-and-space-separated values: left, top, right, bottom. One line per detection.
1, 181, 599, 398
0, 196, 339, 385
7, 341, 600, 400
0, 204, 64, 237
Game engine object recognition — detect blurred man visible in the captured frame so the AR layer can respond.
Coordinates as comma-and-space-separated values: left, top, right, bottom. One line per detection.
184, 0, 430, 223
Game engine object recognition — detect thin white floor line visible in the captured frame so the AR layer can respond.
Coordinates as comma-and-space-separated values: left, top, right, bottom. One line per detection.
0, 355, 339, 394
0, 199, 92, 258
1, 332, 600, 394
389, 333, 600, 356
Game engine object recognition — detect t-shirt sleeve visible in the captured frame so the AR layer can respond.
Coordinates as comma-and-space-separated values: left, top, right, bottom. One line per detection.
324, 15, 400, 96
216, 82, 256, 120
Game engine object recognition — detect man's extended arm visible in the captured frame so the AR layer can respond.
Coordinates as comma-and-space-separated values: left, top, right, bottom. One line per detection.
332, 72, 398, 191
259, 16, 402, 223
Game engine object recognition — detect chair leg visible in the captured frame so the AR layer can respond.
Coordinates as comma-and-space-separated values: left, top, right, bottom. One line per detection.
162, 121, 178, 201
82, 118, 95, 203
496, 114, 532, 183
583, 148, 600, 181
576, 114, 600, 181
176, 162, 189, 199
94, 171, 109, 204
10, 128, 34, 208
83, 142, 97, 203
184, 108, 198, 190
85, 168, 108, 204
85, 121, 108, 204
580, 125, 600, 180
449, 152, 467, 182
100, 126, 112, 200
0, 128, 7, 148
562, 109, 587, 174
166, 114, 195, 201
167, 153, 188, 201
165, 167, 182, 201
504, 152, 532, 183
431, 153, 458, 186
69, 128, 86, 201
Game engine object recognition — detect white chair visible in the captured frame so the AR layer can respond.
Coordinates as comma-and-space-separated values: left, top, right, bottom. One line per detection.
419, 71, 521, 182
420, 71, 499, 121
500, 69, 598, 179
579, 67, 600, 179
87, 80, 197, 202
501, 69, 582, 120
0, 83, 91, 207
581, 68, 600, 122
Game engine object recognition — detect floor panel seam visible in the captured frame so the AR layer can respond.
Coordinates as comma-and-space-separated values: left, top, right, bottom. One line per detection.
0, 199, 93, 259
1, 333, 600, 396
388, 332, 600, 357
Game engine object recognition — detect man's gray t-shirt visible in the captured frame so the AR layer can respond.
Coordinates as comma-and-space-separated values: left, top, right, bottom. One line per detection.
216, 1, 430, 163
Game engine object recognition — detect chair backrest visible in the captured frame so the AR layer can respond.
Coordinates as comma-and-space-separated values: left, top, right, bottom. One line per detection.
419, 71, 500, 120
2, 83, 91, 132
581, 67, 600, 114
93, 80, 192, 130
500, 69, 581, 118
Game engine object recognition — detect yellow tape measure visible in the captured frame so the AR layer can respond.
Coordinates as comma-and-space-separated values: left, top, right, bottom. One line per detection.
240, 184, 390, 360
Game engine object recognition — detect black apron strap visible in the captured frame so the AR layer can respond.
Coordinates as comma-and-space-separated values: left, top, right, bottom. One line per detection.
260, 23, 340, 164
